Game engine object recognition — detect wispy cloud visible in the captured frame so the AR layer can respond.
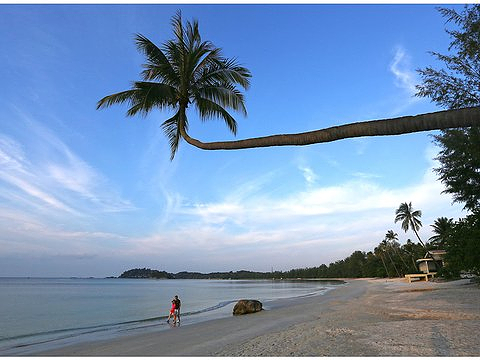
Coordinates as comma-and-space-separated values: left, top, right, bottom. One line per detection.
385, 45, 429, 117
299, 165, 318, 186
1, 113, 135, 216
0, 134, 77, 214
0, 111, 138, 262
351, 171, 382, 180
1, 136, 465, 273
0, 206, 128, 257
117, 145, 464, 272
390, 45, 418, 97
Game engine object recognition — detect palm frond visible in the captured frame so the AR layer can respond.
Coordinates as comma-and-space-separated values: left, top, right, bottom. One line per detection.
96, 89, 139, 110
220, 58, 252, 89
197, 57, 251, 90
99, 82, 176, 117
185, 17, 201, 49
161, 111, 184, 160
195, 85, 247, 116
194, 97, 238, 135
135, 34, 173, 71
171, 10, 185, 48
192, 47, 222, 82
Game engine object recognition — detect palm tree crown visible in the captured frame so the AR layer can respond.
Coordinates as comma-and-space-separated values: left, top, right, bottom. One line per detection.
385, 230, 399, 242
394, 202, 428, 250
97, 11, 251, 159
395, 202, 422, 232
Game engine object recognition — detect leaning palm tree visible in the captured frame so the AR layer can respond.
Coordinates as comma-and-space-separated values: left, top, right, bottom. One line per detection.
385, 230, 399, 243
380, 239, 401, 277
97, 11, 251, 160
429, 217, 454, 247
374, 244, 390, 278
385, 230, 409, 272
394, 202, 431, 259
98, 12, 480, 160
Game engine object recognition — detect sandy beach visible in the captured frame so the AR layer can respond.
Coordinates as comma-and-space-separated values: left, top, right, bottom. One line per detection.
38, 277, 480, 356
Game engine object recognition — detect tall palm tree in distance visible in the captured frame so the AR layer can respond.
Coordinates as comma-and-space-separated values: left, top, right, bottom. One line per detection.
385, 230, 399, 243
394, 202, 430, 257
97, 12, 480, 159
385, 230, 409, 271
380, 239, 400, 277
374, 244, 390, 278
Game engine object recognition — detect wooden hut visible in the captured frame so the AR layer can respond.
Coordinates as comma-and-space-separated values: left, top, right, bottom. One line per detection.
404, 250, 446, 283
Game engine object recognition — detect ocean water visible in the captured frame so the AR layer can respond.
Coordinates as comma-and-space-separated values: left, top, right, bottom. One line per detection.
0, 277, 343, 355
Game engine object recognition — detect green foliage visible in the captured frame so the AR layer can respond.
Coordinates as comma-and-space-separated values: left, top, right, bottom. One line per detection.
418, 5, 480, 213
433, 128, 480, 212
416, 5, 480, 277
395, 203, 422, 233
119, 268, 173, 279
429, 217, 454, 247
417, 5, 480, 213
394, 202, 428, 251
416, 5, 480, 109
442, 214, 480, 278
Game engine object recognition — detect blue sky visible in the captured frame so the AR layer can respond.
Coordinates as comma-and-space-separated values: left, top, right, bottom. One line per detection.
0, 4, 468, 277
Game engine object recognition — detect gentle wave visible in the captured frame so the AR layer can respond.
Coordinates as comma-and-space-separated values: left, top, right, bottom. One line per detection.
0, 299, 240, 354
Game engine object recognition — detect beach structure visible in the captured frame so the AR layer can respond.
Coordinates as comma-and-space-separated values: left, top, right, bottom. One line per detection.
427, 249, 447, 267
404, 250, 446, 283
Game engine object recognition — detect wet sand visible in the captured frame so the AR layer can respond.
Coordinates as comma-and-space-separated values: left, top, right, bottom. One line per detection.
38, 277, 480, 356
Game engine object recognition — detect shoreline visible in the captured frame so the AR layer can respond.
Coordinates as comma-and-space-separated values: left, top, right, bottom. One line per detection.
37, 277, 480, 356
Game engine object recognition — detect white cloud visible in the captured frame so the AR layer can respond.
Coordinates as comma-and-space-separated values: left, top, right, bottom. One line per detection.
0, 134, 77, 214
113, 145, 464, 272
0, 207, 127, 257
390, 45, 418, 96
0, 116, 135, 216
0, 112, 139, 264
0, 112, 465, 273
351, 172, 381, 180
299, 165, 318, 186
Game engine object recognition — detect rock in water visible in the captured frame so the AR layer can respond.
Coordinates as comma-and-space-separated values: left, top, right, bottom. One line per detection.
233, 299, 263, 315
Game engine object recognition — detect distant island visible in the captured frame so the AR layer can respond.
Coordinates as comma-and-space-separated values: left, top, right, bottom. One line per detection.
117, 268, 348, 281
119, 268, 173, 279
118, 268, 282, 280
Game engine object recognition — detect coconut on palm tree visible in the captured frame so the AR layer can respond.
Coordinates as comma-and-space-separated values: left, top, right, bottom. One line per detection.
97, 12, 480, 160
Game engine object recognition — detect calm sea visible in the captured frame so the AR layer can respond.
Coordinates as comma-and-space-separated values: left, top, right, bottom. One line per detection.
0, 277, 343, 355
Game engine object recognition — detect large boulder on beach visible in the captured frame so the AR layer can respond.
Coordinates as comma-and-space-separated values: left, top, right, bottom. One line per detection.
233, 299, 263, 315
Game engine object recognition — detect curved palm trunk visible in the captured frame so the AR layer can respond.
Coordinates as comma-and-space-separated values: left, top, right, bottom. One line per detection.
411, 256, 417, 272
411, 226, 434, 259
393, 246, 409, 273
385, 249, 401, 277
379, 254, 390, 278
181, 107, 480, 150
412, 228, 426, 248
